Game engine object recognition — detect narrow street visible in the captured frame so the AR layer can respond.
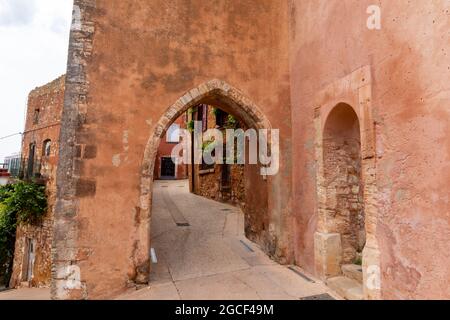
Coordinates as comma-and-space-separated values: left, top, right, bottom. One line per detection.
0, 180, 337, 300
118, 180, 336, 300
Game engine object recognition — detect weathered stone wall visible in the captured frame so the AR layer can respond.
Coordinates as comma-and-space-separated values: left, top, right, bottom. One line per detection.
323, 105, 364, 264
230, 165, 245, 207
10, 216, 54, 288
290, 0, 450, 299
195, 169, 219, 199
190, 105, 220, 200
9, 76, 65, 288
194, 164, 245, 207
189, 105, 247, 207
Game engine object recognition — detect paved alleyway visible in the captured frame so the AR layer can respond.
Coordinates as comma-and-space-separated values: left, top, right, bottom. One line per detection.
118, 180, 337, 300
0, 180, 338, 300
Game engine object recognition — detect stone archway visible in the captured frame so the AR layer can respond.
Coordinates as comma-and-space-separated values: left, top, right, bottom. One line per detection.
314, 101, 377, 299
322, 103, 365, 265
132, 79, 272, 284
313, 66, 380, 300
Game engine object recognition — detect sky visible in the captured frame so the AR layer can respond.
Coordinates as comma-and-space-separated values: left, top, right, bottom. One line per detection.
0, 0, 73, 162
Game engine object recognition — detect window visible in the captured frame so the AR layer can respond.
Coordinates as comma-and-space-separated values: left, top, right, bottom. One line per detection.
166, 124, 180, 143
43, 140, 51, 157
27, 143, 36, 179
33, 109, 40, 124
197, 104, 207, 131
215, 109, 228, 127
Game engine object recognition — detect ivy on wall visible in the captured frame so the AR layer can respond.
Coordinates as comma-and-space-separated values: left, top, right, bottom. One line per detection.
0, 182, 47, 287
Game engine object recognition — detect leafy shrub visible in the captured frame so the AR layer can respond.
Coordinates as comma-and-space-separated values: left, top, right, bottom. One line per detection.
3, 182, 47, 225
224, 115, 239, 129
0, 203, 16, 286
187, 120, 195, 133
0, 181, 47, 286
211, 107, 219, 116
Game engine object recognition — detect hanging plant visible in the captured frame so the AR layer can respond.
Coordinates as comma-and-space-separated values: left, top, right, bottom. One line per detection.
202, 139, 216, 153
187, 120, 195, 133
211, 107, 220, 116
224, 114, 239, 129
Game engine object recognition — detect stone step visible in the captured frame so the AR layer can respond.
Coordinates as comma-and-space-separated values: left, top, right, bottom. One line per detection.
326, 276, 363, 300
341, 264, 363, 284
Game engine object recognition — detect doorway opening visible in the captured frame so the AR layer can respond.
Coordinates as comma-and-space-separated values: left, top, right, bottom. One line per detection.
160, 157, 176, 179
153, 116, 188, 181
26, 143, 36, 179
323, 103, 365, 266
135, 80, 272, 288
21, 238, 36, 284
315, 102, 366, 299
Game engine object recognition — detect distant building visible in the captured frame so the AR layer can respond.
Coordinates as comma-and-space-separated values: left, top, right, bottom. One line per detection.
9, 75, 65, 289
4, 153, 21, 177
0, 168, 10, 186
153, 114, 188, 180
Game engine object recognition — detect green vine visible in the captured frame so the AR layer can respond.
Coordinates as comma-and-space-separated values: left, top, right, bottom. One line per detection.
2, 182, 47, 225
187, 120, 195, 133
202, 139, 216, 153
224, 115, 239, 129
211, 107, 220, 116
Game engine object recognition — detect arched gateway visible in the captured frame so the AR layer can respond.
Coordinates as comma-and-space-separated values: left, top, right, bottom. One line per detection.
136, 79, 273, 283
52, 0, 293, 300
52, 79, 275, 299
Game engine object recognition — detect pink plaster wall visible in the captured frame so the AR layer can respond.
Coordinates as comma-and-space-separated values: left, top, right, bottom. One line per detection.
289, 0, 450, 299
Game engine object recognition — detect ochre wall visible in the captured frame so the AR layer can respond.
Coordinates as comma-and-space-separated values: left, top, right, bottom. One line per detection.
289, 0, 450, 299
54, 0, 292, 299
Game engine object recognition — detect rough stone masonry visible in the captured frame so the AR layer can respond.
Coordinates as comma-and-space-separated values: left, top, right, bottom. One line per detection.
10, 76, 65, 289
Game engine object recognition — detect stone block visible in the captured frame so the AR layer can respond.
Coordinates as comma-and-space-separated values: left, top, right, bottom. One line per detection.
341, 264, 363, 284
327, 276, 363, 300
75, 179, 96, 197
362, 246, 381, 300
314, 232, 342, 279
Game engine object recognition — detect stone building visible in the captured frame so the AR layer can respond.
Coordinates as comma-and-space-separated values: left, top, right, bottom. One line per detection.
44, 0, 449, 300
9, 76, 65, 288
188, 105, 246, 208
153, 114, 188, 180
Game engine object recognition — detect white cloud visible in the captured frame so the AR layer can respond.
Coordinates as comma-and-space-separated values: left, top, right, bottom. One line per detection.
0, 0, 73, 162
0, 0, 37, 27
